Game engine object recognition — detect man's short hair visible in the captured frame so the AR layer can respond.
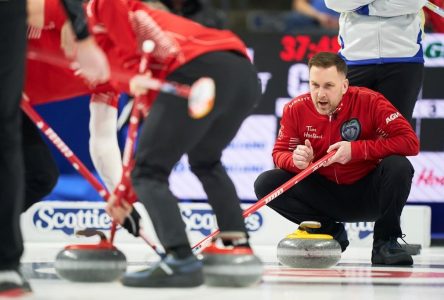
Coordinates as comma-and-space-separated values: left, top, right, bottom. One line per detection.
308, 52, 347, 76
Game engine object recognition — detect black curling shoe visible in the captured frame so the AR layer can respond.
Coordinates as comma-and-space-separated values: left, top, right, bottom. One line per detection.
121, 254, 203, 288
371, 238, 414, 266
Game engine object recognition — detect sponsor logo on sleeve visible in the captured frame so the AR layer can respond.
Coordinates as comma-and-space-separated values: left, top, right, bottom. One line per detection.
385, 112, 400, 124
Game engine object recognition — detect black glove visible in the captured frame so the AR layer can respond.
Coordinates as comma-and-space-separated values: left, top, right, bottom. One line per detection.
122, 207, 141, 237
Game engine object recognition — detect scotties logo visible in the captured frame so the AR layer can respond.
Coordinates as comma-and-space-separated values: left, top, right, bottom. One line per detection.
345, 222, 374, 240
181, 208, 263, 236
341, 118, 361, 141
33, 207, 112, 235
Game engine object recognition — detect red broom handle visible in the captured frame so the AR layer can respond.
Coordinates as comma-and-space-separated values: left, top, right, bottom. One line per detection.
191, 150, 336, 254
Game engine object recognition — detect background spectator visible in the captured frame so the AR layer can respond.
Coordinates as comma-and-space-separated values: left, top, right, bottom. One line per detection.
285, 0, 339, 32
158, 0, 227, 29
424, 0, 444, 33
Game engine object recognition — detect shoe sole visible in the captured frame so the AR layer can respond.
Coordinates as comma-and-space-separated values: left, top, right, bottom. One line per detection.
371, 254, 413, 266
122, 272, 204, 288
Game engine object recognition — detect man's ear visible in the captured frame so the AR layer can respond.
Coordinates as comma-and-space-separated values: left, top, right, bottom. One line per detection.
342, 78, 349, 95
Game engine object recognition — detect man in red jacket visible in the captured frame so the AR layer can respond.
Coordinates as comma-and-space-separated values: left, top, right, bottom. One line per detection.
255, 52, 419, 266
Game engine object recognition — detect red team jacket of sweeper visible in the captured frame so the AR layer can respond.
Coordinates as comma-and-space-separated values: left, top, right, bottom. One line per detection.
274, 86, 420, 185
26, 0, 249, 105
25, 0, 117, 105
85, 0, 249, 92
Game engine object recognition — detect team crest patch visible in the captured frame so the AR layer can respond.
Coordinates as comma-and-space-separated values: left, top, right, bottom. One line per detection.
341, 118, 361, 141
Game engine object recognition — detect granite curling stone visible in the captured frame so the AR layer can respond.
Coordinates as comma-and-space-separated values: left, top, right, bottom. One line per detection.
277, 221, 341, 268
54, 229, 127, 282
202, 244, 263, 287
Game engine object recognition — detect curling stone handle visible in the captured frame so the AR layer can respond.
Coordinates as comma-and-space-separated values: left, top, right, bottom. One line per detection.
298, 221, 322, 232
76, 229, 108, 242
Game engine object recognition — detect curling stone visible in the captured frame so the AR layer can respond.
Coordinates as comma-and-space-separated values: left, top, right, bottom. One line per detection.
202, 244, 263, 287
55, 229, 127, 282
277, 221, 341, 268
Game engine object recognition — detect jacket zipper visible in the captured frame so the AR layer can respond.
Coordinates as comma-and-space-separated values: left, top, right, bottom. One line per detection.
328, 114, 340, 184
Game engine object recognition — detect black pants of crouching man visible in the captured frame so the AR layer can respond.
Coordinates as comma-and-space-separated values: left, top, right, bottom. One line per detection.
254, 155, 415, 240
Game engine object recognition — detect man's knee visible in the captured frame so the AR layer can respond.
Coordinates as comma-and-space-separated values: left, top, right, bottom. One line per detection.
254, 169, 285, 199
380, 155, 414, 182
131, 162, 169, 185
24, 165, 59, 209
189, 160, 224, 179
24, 144, 59, 196
45, 166, 59, 192
39, 170, 57, 198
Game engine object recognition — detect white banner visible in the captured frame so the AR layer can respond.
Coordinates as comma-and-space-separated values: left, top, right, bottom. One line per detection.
21, 200, 295, 247
345, 206, 431, 247
408, 152, 444, 202
21, 201, 144, 244
22, 201, 430, 249
412, 99, 444, 118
